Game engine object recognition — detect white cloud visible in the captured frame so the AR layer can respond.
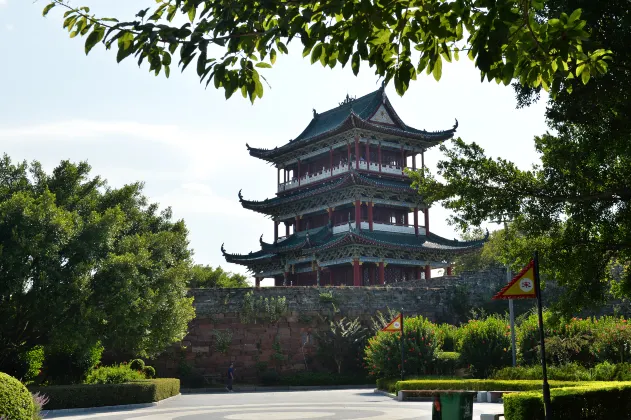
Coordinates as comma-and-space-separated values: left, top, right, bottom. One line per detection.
6, 24, 14, 31
0, 0, 7, 6
0, 119, 246, 180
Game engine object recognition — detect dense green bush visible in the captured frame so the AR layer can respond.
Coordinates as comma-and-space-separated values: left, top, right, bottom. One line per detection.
435, 324, 459, 352
458, 316, 511, 378
592, 317, 631, 363
143, 366, 156, 379
394, 379, 584, 392
29, 379, 180, 410
491, 363, 591, 381
364, 316, 438, 378
0, 372, 35, 420
376, 377, 399, 393
517, 313, 631, 368
432, 352, 461, 376
43, 343, 103, 384
503, 382, 631, 420
85, 364, 146, 384
129, 359, 145, 371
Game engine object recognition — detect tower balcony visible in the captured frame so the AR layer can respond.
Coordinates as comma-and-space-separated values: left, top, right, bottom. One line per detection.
278, 162, 405, 193
332, 221, 426, 235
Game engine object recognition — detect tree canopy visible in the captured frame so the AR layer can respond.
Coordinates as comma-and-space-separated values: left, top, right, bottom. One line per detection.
0, 155, 195, 375
42, 0, 611, 101
189, 265, 249, 288
411, 0, 631, 314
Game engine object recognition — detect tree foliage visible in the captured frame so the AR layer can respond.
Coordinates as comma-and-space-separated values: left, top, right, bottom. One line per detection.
411, 0, 631, 314
189, 265, 248, 288
0, 155, 195, 375
41, 0, 610, 102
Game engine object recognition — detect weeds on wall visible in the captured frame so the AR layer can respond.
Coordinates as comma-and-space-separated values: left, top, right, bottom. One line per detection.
212, 330, 233, 354
240, 291, 288, 324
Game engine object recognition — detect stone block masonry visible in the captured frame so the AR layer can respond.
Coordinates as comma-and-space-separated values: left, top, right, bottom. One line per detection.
153, 270, 510, 384
153, 267, 628, 384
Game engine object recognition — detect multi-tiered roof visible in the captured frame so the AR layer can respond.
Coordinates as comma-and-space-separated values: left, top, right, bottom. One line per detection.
223, 87, 483, 286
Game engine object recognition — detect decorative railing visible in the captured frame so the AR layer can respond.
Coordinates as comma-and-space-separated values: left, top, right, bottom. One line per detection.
278, 162, 406, 192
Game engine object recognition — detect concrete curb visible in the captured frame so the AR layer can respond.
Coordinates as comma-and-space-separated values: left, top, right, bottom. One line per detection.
373, 389, 397, 399
42, 393, 181, 418
182, 384, 376, 393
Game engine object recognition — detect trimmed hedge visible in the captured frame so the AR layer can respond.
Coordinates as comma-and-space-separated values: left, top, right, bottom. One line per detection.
0, 372, 35, 420
433, 352, 461, 376
29, 378, 180, 410
503, 382, 631, 420
394, 379, 587, 392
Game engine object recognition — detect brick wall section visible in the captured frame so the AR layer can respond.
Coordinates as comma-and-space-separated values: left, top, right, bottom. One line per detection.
153, 267, 628, 384
154, 269, 513, 383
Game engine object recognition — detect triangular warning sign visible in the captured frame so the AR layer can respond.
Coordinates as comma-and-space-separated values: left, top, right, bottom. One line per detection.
493, 260, 537, 300
381, 314, 402, 332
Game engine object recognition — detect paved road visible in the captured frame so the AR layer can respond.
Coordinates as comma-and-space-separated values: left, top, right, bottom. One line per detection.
49, 389, 504, 419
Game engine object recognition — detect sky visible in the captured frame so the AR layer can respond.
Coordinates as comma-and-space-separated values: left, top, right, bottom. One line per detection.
0, 1, 550, 285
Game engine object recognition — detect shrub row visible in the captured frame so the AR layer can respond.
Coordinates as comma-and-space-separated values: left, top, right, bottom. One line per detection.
503, 382, 631, 420
393, 379, 586, 392
29, 378, 180, 410
492, 362, 631, 382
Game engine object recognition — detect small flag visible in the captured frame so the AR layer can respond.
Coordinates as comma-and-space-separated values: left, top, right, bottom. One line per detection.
493, 260, 537, 300
381, 314, 402, 332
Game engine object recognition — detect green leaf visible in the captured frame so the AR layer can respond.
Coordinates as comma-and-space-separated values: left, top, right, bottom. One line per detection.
432, 57, 442, 82
270, 49, 277, 65
188, 6, 196, 23
255, 62, 272, 68
581, 66, 590, 84
351, 52, 360, 76
568, 8, 582, 23
310, 43, 323, 65
84, 26, 104, 55
42, 3, 56, 17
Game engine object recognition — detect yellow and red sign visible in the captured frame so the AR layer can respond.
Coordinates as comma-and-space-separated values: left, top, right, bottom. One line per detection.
381, 314, 402, 332
493, 260, 537, 300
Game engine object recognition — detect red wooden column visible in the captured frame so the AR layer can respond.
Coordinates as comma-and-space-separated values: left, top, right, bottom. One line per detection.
255, 277, 261, 288
365, 140, 370, 169
412, 154, 416, 170
274, 221, 279, 242
355, 136, 360, 169
404, 212, 408, 226
421, 151, 425, 175
378, 262, 385, 285
297, 159, 301, 186
378, 143, 382, 172
424, 208, 430, 234
368, 201, 374, 231
424, 265, 431, 280
370, 265, 375, 285
355, 199, 361, 230
329, 148, 334, 175
277, 168, 280, 187
353, 259, 361, 286
400, 146, 405, 172
295, 216, 301, 232
415, 266, 421, 281
285, 222, 290, 237
413, 207, 419, 236
447, 266, 453, 276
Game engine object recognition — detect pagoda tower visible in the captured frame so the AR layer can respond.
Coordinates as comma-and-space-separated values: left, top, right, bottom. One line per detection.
222, 87, 485, 287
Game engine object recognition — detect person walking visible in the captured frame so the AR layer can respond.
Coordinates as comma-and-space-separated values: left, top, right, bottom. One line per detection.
226, 362, 235, 392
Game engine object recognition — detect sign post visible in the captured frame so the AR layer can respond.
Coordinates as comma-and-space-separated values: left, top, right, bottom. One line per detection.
493, 255, 551, 419
533, 251, 551, 420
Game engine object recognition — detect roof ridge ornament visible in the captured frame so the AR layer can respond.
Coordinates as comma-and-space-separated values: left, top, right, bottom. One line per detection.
313, 108, 317, 117
221, 243, 227, 255
238, 189, 243, 201
453, 119, 459, 130
339, 93, 356, 106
